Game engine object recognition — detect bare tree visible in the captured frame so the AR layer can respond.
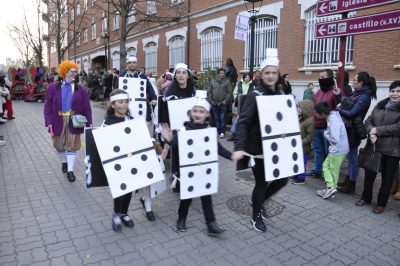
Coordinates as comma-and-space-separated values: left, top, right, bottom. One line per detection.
45, 0, 91, 64
96, 0, 185, 71
8, 22, 32, 66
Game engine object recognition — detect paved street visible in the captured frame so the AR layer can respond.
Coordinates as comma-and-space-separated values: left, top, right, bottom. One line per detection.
1, 100, 399, 266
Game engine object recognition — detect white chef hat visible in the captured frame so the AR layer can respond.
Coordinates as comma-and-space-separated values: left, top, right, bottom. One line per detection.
193, 97, 211, 112
259, 48, 279, 70
126, 55, 138, 63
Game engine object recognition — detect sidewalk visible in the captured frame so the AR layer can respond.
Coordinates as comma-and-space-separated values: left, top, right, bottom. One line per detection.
0, 100, 399, 266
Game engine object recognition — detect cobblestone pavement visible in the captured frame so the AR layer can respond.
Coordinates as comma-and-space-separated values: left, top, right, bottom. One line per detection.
1, 101, 399, 266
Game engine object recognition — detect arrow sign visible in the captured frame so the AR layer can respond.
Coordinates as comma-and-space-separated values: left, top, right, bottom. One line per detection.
316, 0, 399, 17
316, 9, 400, 38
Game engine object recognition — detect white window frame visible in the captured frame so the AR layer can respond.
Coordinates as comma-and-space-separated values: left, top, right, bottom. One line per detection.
114, 12, 120, 30
147, 0, 156, 15
304, 7, 354, 67
92, 0, 96, 6
76, 3, 80, 16
70, 6, 74, 20
127, 47, 137, 56
171, 0, 183, 5
168, 35, 185, 68
84, 0, 88, 11
102, 17, 107, 35
200, 27, 223, 71
128, 5, 136, 24
76, 32, 80, 46
112, 51, 120, 70
91, 23, 96, 40
83, 28, 88, 43
244, 16, 278, 70
144, 42, 158, 75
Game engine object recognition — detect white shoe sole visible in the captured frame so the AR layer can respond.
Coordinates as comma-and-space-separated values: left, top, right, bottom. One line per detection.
251, 219, 266, 233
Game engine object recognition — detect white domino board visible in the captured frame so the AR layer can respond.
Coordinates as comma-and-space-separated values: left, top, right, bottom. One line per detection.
167, 97, 196, 130
119, 77, 147, 119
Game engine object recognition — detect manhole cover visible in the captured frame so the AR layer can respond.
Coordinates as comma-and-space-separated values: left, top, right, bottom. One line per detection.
235, 170, 254, 182
226, 195, 284, 217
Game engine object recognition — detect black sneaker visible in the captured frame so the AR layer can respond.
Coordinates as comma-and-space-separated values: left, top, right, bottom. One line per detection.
62, 162, 68, 173
67, 171, 76, 182
146, 211, 156, 222
248, 198, 268, 220
176, 217, 186, 232
112, 214, 121, 232
306, 172, 322, 178
251, 213, 267, 233
120, 214, 134, 228
291, 177, 305, 185
207, 222, 226, 236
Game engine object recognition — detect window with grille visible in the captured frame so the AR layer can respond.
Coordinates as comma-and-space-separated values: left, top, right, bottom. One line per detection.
147, 0, 156, 15
112, 51, 120, 70
91, 23, 96, 40
128, 5, 136, 24
102, 17, 107, 35
70, 6, 74, 20
243, 16, 278, 70
83, 28, 88, 43
114, 13, 120, 30
304, 7, 354, 66
127, 47, 136, 56
168, 35, 185, 68
76, 3, 80, 16
145, 42, 158, 75
76, 32, 80, 46
84, 0, 88, 11
200, 27, 222, 71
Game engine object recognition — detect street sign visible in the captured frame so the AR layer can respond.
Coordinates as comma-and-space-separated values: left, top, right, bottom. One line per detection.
315, 10, 400, 38
316, 0, 399, 17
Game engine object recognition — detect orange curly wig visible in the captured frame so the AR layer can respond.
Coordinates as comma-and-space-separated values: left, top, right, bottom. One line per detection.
58, 61, 79, 78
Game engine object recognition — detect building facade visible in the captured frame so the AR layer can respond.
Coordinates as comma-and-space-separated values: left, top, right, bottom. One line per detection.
46, 0, 400, 98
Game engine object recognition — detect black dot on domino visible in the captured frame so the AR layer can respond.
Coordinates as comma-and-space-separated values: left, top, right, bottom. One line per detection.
271, 142, 278, 151
205, 183, 211, 189
188, 186, 194, 192
287, 99, 292, 107
140, 93, 145, 98
140, 81, 144, 85
205, 150, 210, 156
131, 168, 137, 175
139, 104, 143, 108
272, 155, 279, 164
124, 127, 131, 134
293, 164, 299, 173
187, 139, 193, 145
114, 164, 121, 171
291, 138, 297, 147
123, 79, 128, 84
123, 85, 127, 90
292, 152, 298, 161
155, 191, 158, 196
276, 112, 283, 121
206, 168, 212, 174
265, 125, 272, 134
120, 183, 127, 190
147, 172, 153, 179
188, 152, 193, 159
273, 169, 280, 178
139, 111, 143, 116
204, 136, 209, 142
140, 87, 144, 91
188, 172, 194, 178
141, 154, 147, 161
113, 146, 120, 152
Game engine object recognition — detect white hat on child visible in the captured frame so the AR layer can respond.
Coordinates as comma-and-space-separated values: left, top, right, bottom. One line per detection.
193, 97, 211, 112
259, 48, 279, 70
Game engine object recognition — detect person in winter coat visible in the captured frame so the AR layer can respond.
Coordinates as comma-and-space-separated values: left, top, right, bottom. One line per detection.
44, 61, 93, 182
228, 73, 254, 141
315, 101, 349, 199
355, 80, 400, 214
335, 71, 376, 193
308, 69, 344, 179
207, 68, 232, 138
291, 100, 315, 184
303, 83, 315, 101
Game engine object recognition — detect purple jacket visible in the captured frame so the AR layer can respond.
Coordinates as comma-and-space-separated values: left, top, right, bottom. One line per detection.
44, 81, 93, 135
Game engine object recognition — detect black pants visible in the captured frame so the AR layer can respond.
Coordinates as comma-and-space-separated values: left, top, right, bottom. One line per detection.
251, 159, 288, 217
113, 192, 132, 214
178, 195, 215, 224
362, 155, 399, 207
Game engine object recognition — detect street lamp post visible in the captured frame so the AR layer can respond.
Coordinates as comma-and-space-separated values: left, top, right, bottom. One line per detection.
244, 0, 263, 78
101, 32, 110, 70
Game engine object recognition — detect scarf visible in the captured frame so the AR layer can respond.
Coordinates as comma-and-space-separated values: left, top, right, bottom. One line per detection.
62, 81, 73, 113
385, 100, 397, 111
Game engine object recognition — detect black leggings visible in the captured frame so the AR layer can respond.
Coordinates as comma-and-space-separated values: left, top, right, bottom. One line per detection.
113, 192, 133, 214
251, 159, 288, 217
362, 155, 399, 207
178, 195, 215, 224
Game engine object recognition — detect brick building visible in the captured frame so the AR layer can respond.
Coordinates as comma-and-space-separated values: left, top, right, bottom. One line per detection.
45, 0, 400, 99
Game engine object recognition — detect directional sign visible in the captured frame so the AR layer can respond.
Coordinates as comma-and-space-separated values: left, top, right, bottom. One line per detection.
316, 0, 399, 17
316, 10, 400, 38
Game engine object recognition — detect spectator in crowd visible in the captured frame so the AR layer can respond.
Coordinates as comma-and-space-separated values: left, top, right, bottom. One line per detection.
355, 80, 400, 214
112, 69, 120, 89
224, 58, 238, 87
207, 68, 232, 138
103, 70, 113, 100
303, 82, 315, 101
282, 74, 292, 95
146, 71, 159, 97
342, 71, 353, 97
253, 70, 261, 87
0, 71, 15, 120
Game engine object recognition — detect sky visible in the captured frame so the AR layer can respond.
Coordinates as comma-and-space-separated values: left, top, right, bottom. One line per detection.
0, 0, 45, 65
